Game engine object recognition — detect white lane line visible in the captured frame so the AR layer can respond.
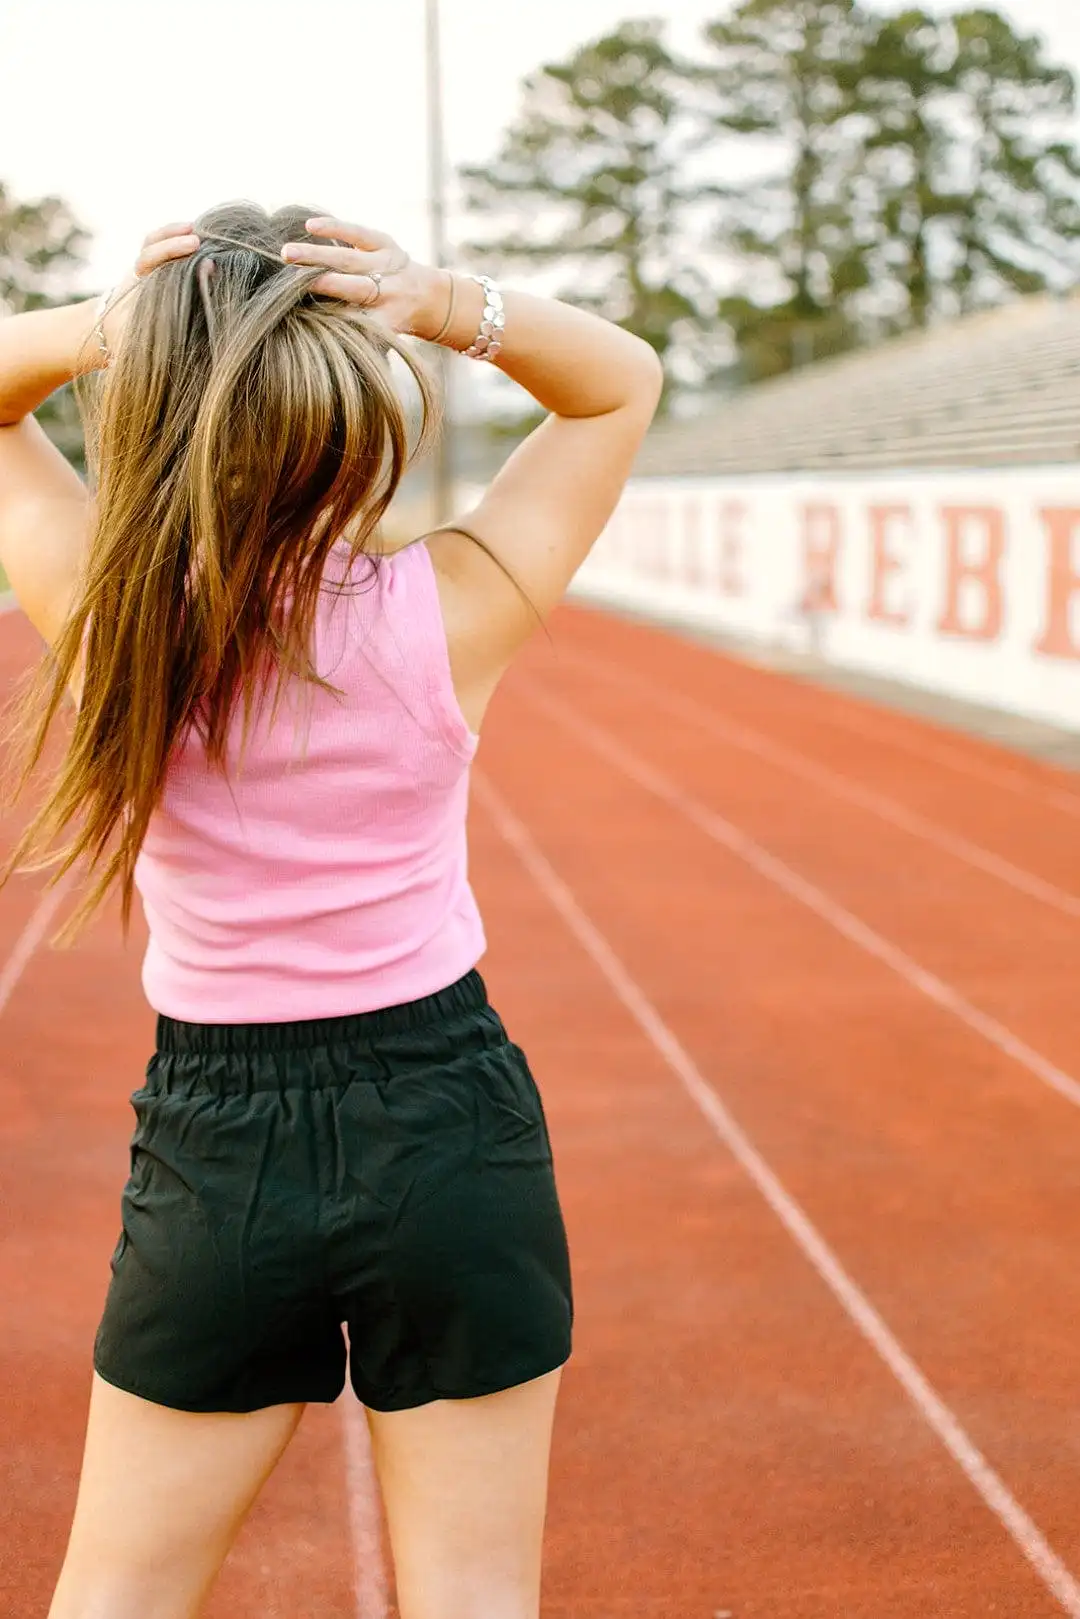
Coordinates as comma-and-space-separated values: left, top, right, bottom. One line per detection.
339, 1395, 391, 1619
560, 648, 1080, 919
775, 672, 1080, 820
566, 609, 1080, 817
475, 772, 1080, 1618
0, 878, 72, 1019
523, 686, 1080, 1113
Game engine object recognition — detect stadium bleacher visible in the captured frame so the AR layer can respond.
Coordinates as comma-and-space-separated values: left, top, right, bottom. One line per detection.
636, 293, 1080, 476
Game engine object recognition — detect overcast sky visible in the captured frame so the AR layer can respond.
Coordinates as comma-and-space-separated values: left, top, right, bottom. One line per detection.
3, 0, 1080, 291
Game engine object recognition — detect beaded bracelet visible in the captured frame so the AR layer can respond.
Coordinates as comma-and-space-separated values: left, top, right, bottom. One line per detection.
462, 274, 504, 363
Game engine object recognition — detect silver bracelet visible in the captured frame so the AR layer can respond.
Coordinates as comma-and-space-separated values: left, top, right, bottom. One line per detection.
463, 275, 504, 362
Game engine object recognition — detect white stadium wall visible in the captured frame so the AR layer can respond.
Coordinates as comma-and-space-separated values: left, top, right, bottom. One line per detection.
569, 469, 1080, 734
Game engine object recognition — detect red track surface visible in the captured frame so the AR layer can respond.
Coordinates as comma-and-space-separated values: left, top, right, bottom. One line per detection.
3, 602, 1080, 1617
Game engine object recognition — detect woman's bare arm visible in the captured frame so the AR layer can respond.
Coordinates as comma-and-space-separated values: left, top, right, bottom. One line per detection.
282, 221, 664, 727
0, 302, 97, 640
0, 225, 200, 644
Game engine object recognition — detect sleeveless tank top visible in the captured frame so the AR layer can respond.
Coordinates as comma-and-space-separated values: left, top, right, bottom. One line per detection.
134, 540, 486, 1023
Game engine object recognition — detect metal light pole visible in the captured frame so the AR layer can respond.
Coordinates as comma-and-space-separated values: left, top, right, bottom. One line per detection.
425, 0, 454, 525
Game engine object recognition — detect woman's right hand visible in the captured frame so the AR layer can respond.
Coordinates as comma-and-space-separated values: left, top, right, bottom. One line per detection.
96, 222, 202, 365
280, 219, 451, 341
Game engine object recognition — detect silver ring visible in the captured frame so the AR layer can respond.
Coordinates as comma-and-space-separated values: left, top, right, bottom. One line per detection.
366, 271, 383, 303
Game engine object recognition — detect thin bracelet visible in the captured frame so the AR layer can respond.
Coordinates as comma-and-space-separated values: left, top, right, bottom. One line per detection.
462, 275, 504, 363
428, 270, 457, 345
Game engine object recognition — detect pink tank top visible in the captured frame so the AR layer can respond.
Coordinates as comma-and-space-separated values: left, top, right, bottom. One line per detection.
134, 540, 486, 1023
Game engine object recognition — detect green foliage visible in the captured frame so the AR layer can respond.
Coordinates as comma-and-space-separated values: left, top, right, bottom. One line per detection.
461, 3, 1080, 393
37, 383, 86, 473
699, 1, 875, 304
0, 183, 88, 315
459, 19, 725, 403
694, 0, 881, 377
949, 8, 1080, 304
856, 7, 1080, 327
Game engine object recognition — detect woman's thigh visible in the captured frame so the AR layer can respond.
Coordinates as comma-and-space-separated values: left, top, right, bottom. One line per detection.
368, 1368, 563, 1619
49, 1373, 304, 1619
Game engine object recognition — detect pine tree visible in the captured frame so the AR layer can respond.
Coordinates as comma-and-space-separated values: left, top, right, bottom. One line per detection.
695, 0, 877, 379
855, 9, 962, 330
460, 4, 1080, 395
948, 8, 1080, 311
459, 20, 719, 401
856, 8, 1080, 326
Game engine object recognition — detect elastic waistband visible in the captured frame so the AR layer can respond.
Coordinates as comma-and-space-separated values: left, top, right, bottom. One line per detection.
155, 970, 489, 1056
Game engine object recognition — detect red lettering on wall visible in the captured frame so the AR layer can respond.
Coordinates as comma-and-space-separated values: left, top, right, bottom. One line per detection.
935, 506, 1005, 641
1035, 508, 1080, 661
867, 505, 913, 626
719, 501, 745, 596
800, 504, 841, 612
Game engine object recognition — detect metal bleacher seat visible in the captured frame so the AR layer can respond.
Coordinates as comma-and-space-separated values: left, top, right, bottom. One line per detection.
637, 294, 1080, 477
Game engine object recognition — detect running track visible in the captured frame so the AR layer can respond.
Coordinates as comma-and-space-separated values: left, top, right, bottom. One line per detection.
2, 600, 1080, 1617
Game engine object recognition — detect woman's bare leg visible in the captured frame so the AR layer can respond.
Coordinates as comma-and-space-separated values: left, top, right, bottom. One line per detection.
367, 1368, 562, 1619
48, 1373, 304, 1619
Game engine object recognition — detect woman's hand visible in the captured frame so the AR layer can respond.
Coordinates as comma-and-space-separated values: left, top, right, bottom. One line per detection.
280, 219, 449, 341
96, 222, 202, 361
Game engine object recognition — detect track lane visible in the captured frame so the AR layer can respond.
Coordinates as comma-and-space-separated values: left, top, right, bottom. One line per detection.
561, 609, 1080, 886
476, 665, 1080, 1596
3, 597, 1079, 1615
561, 645, 1080, 918
538, 625, 1080, 1089
471, 751, 1072, 1616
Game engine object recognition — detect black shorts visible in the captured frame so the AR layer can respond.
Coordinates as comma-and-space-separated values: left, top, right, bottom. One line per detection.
94, 971, 573, 1414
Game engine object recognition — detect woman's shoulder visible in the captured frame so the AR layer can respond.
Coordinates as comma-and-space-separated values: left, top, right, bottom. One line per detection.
330, 534, 444, 643
379, 534, 440, 601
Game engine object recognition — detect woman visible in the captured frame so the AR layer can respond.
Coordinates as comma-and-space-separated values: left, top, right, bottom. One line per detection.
0, 202, 662, 1619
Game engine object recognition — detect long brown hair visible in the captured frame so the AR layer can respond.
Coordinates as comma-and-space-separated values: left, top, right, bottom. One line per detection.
4, 201, 437, 938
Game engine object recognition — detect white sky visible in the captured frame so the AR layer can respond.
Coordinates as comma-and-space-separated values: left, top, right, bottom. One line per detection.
3, 0, 1080, 291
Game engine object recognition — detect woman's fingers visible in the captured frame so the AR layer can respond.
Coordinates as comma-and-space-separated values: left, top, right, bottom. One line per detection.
305, 218, 392, 252
135, 233, 201, 276
141, 221, 196, 247
303, 271, 383, 306
281, 241, 377, 275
